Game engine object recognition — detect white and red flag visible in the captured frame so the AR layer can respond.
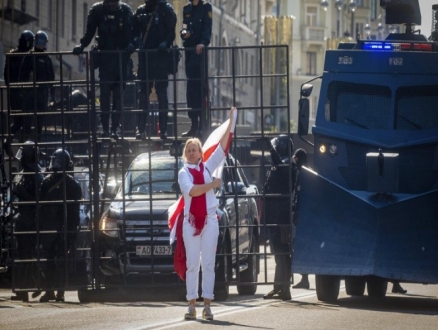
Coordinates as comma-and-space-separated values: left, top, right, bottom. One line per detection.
168, 108, 237, 244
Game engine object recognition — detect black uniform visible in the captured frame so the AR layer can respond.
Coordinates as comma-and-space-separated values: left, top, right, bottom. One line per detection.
12, 168, 44, 292
38, 173, 82, 299
263, 138, 296, 300
79, 1, 134, 135
4, 49, 30, 137
181, 0, 212, 133
133, 0, 176, 139
18, 51, 55, 136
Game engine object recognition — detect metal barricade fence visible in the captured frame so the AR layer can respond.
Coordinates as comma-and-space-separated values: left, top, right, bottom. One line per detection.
0, 45, 293, 301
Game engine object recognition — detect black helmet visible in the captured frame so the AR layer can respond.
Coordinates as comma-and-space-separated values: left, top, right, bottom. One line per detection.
18, 30, 34, 51
15, 141, 41, 172
103, 0, 121, 11
49, 149, 73, 172
34, 30, 48, 51
271, 135, 294, 160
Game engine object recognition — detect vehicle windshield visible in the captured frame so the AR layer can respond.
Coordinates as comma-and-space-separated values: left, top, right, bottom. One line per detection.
123, 155, 182, 196
395, 85, 438, 130
324, 81, 438, 131
324, 81, 391, 130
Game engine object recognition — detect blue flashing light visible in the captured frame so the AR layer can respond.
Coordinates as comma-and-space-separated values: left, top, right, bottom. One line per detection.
363, 42, 393, 51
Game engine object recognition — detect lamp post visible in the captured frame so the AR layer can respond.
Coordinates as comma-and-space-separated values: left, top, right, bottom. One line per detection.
321, 0, 341, 37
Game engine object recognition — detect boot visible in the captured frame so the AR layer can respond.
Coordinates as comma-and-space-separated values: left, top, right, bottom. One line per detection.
392, 282, 407, 294
56, 291, 65, 302
292, 276, 310, 289
263, 289, 280, 299
111, 128, 119, 140
159, 114, 168, 140
136, 129, 145, 140
39, 291, 56, 302
181, 121, 198, 137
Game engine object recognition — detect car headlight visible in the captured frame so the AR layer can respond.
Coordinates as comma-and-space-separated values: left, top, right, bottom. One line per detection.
100, 215, 119, 238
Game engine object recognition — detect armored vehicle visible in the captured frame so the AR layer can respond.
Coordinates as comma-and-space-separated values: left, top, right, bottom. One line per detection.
294, 0, 438, 301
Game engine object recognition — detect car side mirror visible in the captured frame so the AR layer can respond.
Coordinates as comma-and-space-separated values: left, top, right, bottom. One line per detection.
298, 83, 313, 137
298, 98, 310, 136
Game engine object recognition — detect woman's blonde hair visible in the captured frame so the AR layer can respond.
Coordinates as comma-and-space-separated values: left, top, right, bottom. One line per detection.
182, 138, 203, 162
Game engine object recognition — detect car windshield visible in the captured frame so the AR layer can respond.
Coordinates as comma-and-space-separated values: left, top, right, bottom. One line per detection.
123, 155, 182, 196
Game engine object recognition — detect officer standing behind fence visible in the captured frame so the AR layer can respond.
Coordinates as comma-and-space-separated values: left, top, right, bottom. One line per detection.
263, 135, 296, 301
73, 0, 134, 139
3, 31, 34, 150
291, 148, 310, 290
133, 0, 176, 140
18, 31, 55, 140
10, 141, 44, 302
180, 0, 212, 138
38, 149, 82, 303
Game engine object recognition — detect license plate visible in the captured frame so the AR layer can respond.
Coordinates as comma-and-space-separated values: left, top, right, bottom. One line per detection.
136, 245, 172, 256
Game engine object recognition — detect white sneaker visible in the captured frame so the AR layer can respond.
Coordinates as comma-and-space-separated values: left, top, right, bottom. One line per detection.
202, 305, 214, 320
184, 305, 196, 320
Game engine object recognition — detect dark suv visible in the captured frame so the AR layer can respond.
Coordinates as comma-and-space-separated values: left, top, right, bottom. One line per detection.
98, 150, 259, 300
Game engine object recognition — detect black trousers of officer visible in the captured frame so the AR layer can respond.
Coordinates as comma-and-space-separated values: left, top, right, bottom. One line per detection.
41, 234, 66, 295
269, 226, 292, 293
185, 50, 207, 128
98, 54, 128, 132
137, 52, 169, 135
18, 87, 49, 138
14, 212, 36, 290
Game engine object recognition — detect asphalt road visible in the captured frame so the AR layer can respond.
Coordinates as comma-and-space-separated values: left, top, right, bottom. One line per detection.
1, 260, 437, 330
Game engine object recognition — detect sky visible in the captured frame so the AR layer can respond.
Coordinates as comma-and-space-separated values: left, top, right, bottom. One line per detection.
419, 0, 435, 36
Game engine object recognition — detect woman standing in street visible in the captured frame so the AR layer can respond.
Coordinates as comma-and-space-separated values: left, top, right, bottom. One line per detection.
178, 107, 236, 320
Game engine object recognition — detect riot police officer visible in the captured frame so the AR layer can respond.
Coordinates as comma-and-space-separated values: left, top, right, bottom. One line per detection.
133, 0, 176, 140
180, 0, 212, 137
38, 149, 82, 302
18, 31, 55, 139
73, 0, 134, 139
263, 135, 295, 301
10, 141, 44, 302
3, 30, 34, 145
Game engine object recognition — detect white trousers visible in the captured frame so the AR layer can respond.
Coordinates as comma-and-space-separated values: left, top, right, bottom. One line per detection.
183, 214, 219, 301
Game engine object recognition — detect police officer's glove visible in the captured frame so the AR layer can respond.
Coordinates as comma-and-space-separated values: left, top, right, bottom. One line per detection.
126, 43, 135, 54
73, 45, 84, 55
158, 42, 167, 53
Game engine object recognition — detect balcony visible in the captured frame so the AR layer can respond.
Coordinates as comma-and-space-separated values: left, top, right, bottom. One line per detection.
300, 25, 326, 42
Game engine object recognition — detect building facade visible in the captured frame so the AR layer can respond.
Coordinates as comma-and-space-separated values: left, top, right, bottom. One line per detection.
284, 0, 390, 131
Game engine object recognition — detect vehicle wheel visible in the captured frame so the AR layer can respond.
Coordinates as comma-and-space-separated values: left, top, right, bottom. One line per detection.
315, 275, 340, 302
367, 277, 388, 298
214, 237, 231, 301
345, 276, 366, 296
237, 235, 258, 295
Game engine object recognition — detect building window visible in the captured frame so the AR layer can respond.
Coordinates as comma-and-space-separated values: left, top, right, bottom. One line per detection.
306, 52, 317, 75
72, 0, 77, 41
306, 6, 317, 27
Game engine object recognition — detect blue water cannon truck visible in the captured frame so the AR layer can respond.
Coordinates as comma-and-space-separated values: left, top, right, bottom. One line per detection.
294, 0, 438, 302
